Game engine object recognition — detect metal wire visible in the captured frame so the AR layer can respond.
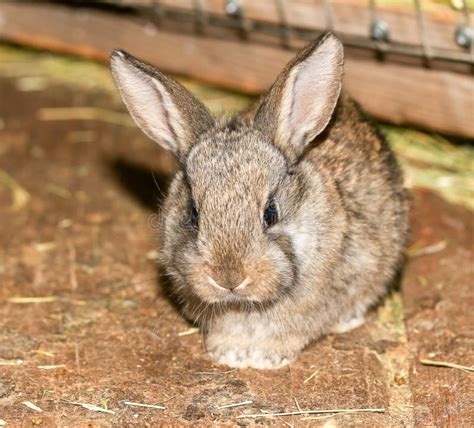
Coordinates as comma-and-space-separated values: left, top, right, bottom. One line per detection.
323, 0, 335, 31
225, 0, 252, 38
369, 0, 389, 59
459, 0, 474, 71
369, 0, 377, 26
152, 0, 165, 27
414, 0, 432, 66
274, 0, 293, 48
192, 0, 208, 33
132, 1, 473, 70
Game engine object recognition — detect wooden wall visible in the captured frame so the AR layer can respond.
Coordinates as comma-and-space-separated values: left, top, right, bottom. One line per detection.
0, 1, 472, 138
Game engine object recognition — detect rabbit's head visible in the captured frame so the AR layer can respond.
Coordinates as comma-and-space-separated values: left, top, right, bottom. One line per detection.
111, 33, 344, 305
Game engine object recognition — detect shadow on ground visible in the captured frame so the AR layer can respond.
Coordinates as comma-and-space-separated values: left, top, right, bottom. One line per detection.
109, 157, 172, 212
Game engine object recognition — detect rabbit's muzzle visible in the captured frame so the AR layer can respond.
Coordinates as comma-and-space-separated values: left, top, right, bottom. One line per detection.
184, 241, 295, 305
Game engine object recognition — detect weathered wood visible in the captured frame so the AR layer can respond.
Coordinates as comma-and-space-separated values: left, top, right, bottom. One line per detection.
0, 2, 472, 137
113, 0, 474, 54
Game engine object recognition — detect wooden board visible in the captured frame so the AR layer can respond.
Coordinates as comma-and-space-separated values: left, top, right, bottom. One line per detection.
102, 0, 474, 57
0, 1, 472, 137
158, 0, 473, 53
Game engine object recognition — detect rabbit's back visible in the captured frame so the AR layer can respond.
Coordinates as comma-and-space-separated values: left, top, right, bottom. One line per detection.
312, 93, 408, 238
308, 93, 409, 315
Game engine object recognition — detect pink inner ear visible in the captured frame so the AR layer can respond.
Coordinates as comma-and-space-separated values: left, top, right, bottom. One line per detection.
111, 55, 185, 154
281, 38, 343, 151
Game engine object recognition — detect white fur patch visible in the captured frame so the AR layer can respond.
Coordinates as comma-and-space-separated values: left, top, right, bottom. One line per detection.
209, 348, 293, 369
331, 314, 365, 334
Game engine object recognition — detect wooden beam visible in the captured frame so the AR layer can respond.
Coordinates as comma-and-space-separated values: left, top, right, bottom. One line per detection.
0, 2, 472, 137
113, 0, 473, 54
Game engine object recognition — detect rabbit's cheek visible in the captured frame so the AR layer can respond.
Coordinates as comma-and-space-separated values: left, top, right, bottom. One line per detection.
244, 246, 295, 302
184, 261, 226, 303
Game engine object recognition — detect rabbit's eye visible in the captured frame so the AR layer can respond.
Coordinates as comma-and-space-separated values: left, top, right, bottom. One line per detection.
190, 204, 199, 229
263, 199, 279, 228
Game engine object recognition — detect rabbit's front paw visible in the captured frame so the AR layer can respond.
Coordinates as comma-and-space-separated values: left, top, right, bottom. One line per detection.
207, 345, 295, 369
330, 314, 365, 334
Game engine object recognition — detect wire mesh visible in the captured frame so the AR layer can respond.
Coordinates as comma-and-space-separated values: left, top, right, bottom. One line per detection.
35, 0, 474, 70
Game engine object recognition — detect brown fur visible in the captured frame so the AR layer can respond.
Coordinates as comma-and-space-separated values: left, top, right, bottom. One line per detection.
110, 33, 409, 369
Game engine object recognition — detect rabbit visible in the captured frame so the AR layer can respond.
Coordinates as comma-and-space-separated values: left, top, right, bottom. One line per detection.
110, 32, 409, 369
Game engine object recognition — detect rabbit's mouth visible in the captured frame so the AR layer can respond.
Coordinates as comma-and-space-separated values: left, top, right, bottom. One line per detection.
181, 241, 296, 305
202, 275, 258, 303
190, 271, 292, 306
209, 290, 284, 313
206, 275, 252, 295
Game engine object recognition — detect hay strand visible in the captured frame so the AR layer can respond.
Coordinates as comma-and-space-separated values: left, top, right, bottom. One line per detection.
0, 359, 23, 366
303, 368, 320, 384
7, 296, 59, 304
37, 364, 66, 370
22, 401, 43, 412
407, 240, 447, 257
123, 401, 165, 410
237, 407, 385, 419
33, 350, 55, 357
62, 400, 115, 414
420, 359, 473, 372
218, 400, 253, 409
0, 169, 30, 211
177, 327, 200, 337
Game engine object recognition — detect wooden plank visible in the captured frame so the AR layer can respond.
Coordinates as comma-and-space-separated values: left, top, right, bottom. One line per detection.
0, 2, 472, 137
133, 0, 472, 54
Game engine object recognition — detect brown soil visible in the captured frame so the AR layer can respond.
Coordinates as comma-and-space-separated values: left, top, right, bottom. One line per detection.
0, 65, 472, 427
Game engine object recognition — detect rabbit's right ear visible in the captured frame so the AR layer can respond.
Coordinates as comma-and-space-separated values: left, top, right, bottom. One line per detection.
110, 51, 215, 161
254, 33, 343, 162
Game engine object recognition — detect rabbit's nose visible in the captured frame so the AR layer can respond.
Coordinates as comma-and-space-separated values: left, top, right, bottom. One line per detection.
207, 275, 236, 291
207, 271, 247, 291
221, 270, 247, 291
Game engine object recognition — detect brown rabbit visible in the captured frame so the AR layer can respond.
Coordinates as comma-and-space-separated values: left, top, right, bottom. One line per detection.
110, 33, 409, 369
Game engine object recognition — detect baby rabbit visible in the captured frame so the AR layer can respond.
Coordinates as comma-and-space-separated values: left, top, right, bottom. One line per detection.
110, 33, 408, 369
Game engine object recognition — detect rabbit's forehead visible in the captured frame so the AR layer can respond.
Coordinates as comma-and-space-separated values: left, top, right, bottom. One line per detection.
185, 132, 287, 200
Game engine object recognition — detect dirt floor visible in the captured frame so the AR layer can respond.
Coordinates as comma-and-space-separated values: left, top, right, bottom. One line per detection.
0, 47, 473, 427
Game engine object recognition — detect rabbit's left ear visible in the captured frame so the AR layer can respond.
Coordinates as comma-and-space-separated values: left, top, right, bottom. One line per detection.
110, 50, 215, 161
255, 33, 344, 161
